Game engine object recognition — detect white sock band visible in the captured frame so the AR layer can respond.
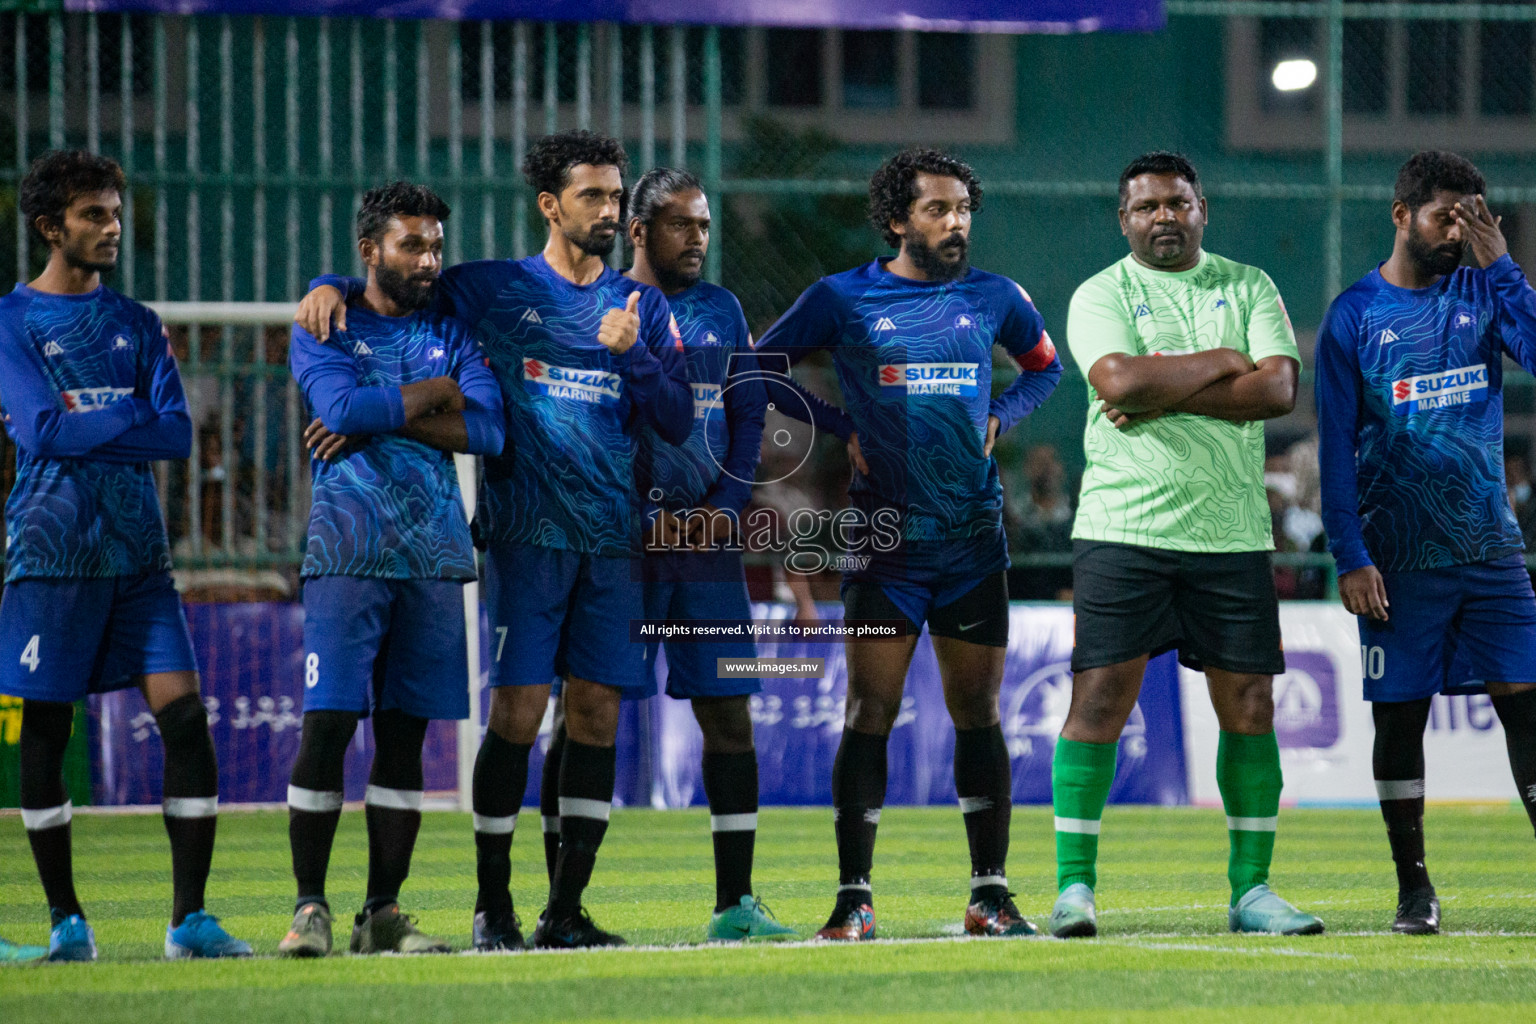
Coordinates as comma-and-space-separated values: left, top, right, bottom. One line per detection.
710, 812, 758, 832
959, 796, 994, 814
1226, 815, 1278, 832
21, 801, 71, 831
163, 796, 218, 819
970, 874, 1008, 890
473, 813, 517, 835
287, 786, 344, 813
365, 785, 423, 811
1376, 778, 1426, 801
1054, 815, 1101, 835
558, 797, 612, 822
541, 815, 560, 834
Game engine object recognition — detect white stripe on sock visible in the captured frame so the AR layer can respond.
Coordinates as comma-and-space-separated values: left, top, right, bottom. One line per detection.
970, 874, 1007, 890
1054, 815, 1101, 835
364, 785, 423, 811
958, 796, 994, 814
163, 796, 218, 819
1376, 778, 1426, 801
710, 812, 758, 832
473, 813, 517, 835
863, 808, 882, 825
1226, 815, 1279, 832
558, 797, 612, 822
286, 785, 343, 813
837, 883, 872, 895
20, 801, 71, 831
541, 815, 560, 834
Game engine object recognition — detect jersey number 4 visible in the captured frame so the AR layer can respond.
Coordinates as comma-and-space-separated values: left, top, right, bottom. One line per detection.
19, 634, 40, 672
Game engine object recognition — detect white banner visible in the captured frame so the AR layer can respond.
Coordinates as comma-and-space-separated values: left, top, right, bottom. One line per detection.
1182, 603, 1518, 805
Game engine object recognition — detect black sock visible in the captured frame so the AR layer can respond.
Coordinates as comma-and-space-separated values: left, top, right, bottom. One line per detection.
363, 710, 428, 915
831, 727, 888, 899
156, 694, 220, 926
473, 730, 531, 916
1372, 698, 1433, 893
548, 738, 616, 918
954, 723, 1012, 902
20, 700, 84, 922
702, 750, 758, 911
540, 724, 567, 886
287, 710, 358, 910
1491, 689, 1536, 837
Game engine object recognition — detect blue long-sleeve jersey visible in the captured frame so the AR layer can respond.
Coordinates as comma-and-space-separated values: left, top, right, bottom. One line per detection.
637, 279, 765, 516
754, 259, 1062, 549
291, 305, 504, 580
1316, 254, 1536, 574
0, 284, 190, 582
316, 254, 689, 556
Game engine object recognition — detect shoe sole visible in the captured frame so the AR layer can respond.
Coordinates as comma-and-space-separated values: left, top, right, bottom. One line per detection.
1049, 919, 1097, 939
278, 945, 329, 958
167, 943, 252, 959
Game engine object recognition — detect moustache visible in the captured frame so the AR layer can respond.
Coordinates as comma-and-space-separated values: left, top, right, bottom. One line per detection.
679, 249, 705, 261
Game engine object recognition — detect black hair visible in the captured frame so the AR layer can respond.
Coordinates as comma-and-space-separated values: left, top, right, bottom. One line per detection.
355, 181, 450, 243
867, 147, 984, 249
521, 129, 629, 198
18, 149, 127, 245
627, 167, 704, 231
1394, 150, 1486, 211
1118, 151, 1201, 207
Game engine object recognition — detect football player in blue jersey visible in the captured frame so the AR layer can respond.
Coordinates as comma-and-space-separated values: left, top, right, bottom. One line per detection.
626, 167, 796, 941
279, 183, 505, 957
0, 150, 250, 961
754, 148, 1062, 940
294, 131, 690, 949
1317, 150, 1536, 935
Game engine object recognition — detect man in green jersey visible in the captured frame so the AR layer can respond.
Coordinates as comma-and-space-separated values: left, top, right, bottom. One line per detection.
1049, 152, 1322, 938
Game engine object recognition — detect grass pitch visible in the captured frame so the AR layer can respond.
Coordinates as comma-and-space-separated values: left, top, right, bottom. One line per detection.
2, 804, 1534, 1022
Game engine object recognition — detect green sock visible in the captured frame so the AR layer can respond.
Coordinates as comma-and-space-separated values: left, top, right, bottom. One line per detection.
1051, 737, 1117, 893
1215, 730, 1283, 905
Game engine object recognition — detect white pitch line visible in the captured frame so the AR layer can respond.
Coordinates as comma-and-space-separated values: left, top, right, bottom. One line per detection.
1099, 938, 1355, 960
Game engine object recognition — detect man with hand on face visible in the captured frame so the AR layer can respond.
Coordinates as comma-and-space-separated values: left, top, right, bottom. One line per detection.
1052, 151, 1317, 939
281, 182, 504, 958
0, 150, 248, 963
1316, 150, 1536, 935
754, 147, 1062, 941
294, 131, 690, 950
626, 168, 793, 941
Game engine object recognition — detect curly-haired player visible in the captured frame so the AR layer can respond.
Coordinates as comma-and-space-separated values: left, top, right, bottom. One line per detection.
295, 131, 690, 950
0, 150, 250, 961
755, 147, 1062, 940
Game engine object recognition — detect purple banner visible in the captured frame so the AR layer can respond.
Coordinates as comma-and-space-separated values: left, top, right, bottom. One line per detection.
64, 1, 1163, 33
652, 604, 1187, 807
88, 600, 1184, 808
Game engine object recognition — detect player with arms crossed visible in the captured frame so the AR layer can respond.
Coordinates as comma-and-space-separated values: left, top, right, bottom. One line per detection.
279, 183, 504, 957
1316, 151, 1536, 934
0, 150, 249, 961
296, 131, 690, 949
1051, 151, 1321, 939
626, 168, 795, 940
755, 148, 1062, 940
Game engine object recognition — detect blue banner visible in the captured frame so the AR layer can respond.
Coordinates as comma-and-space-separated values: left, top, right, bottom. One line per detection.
88, 601, 1185, 808
64, 1, 1163, 33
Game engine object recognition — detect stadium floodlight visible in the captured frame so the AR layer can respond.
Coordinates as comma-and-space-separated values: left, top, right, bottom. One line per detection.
1271, 58, 1317, 92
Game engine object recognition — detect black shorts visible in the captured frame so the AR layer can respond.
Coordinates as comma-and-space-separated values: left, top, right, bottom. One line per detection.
843, 571, 1009, 648
1071, 540, 1284, 675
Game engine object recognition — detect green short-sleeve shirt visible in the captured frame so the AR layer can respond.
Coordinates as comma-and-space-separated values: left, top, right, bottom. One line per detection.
1066, 250, 1300, 553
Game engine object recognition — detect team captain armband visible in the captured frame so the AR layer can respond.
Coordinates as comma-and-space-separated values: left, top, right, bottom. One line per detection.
1015, 332, 1057, 372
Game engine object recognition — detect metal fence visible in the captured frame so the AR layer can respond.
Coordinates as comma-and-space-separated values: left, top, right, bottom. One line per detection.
4, 2, 1536, 578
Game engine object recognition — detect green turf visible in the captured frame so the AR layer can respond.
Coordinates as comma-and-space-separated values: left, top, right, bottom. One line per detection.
2, 805, 1534, 1021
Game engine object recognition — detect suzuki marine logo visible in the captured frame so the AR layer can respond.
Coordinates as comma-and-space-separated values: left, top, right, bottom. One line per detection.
876, 362, 978, 396
1391, 362, 1488, 414
1003, 662, 1147, 763
692, 382, 723, 418
60, 386, 133, 412
522, 362, 623, 405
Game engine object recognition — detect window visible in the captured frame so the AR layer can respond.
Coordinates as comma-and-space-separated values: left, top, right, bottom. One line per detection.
1481, 19, 1534, 116
841, 31, 897, 109
1406, 19, 1460, 115
917, 33, 976, 110
766, 29, 823, 107
1342, 19, 1389, 114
